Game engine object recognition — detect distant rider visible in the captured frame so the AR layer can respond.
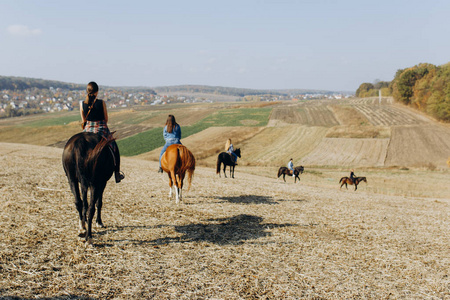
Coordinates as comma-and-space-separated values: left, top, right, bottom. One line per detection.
225, 138, 238, 164
288, 158, 295, 177
350, 169, 357, 183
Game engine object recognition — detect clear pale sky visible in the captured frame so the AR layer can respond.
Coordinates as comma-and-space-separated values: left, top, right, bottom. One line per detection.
1, 0, 449, 91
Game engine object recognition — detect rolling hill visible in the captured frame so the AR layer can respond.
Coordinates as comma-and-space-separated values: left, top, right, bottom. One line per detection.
0, 97, 449, 170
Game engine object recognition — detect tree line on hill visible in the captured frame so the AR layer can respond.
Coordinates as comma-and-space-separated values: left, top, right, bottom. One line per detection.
356, 62, 450, 122
0, 76, 156, 94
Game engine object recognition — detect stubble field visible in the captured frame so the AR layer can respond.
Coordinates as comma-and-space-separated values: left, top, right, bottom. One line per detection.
1, 97, 450, 299
0, 142, 449, 299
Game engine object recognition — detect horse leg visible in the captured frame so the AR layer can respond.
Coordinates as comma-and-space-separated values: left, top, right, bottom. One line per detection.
80, 184, 89, 234
168, 173, 173, 199
170, 171, 179, 203
283, 174, 286, 183
85, 186, 98, 243
95, 182, 107, 228
223, 165, 227, 178
177, 172, 185, 203
231, 165, 235, 179
354, 183, 358, 191
68, 178, 85, 234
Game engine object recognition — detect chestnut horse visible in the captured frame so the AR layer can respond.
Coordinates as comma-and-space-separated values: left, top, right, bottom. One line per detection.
277, 166, 304, 183
62, 132, 116, 243
216, 148, 241, 178
339, 176, 367, 191
161, 144, 195, 204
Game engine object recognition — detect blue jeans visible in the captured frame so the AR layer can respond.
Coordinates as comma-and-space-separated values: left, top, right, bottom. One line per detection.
159, 140, 182, 167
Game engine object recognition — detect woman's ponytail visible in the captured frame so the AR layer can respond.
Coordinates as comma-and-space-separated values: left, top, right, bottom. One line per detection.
85, 81, 99, 105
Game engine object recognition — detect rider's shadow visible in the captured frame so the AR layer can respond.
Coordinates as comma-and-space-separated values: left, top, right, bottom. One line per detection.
217, 195, 278, 205
150, 214, 296, 245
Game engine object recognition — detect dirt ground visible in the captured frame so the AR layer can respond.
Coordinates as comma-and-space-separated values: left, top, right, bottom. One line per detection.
1, 142, 449, 299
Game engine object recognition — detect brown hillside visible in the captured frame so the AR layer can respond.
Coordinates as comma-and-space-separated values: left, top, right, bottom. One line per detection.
0, 142, 449, 298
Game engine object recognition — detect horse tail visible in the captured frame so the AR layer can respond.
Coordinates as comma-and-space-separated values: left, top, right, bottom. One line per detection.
178, 146, 195, 191
216, 154, 221, 174
339, 177, 344, 183
277, 167, 282, 178
87, 137, 115, 178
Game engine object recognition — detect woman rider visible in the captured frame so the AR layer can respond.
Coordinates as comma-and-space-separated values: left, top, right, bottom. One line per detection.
225, 138, 238, 164
158, 115, 182, 173
80, 81, 124, 183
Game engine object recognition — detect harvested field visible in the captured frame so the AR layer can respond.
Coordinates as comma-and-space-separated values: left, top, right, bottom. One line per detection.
269, 102, 339, 127
1, 142, 449, 299
236, 126, 328, 166
385, 125, 450, 169
300, 138, 390, 167
353, 103, 430, 126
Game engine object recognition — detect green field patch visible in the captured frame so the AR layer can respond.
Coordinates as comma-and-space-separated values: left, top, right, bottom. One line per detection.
22, 114, 80, 127
117, 107, 271, 156
117, 121, 211, 156
199, 107, 271, 127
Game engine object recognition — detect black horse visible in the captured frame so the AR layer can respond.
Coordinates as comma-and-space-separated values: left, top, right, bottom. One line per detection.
216, 148, 241, 178
339, 176, 367, 191
62, 132, 116, 243
277, 166, 304, 183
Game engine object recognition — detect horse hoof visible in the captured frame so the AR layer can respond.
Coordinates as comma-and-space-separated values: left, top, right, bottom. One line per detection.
78, 230, 86, 238
95, 222, 105, 228
85, 238, 93, 247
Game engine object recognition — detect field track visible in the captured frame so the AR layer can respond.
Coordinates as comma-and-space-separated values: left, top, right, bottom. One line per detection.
1, 142, 449, 299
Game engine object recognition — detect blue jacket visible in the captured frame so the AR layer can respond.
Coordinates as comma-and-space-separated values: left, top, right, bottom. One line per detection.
163, 124, 181, 143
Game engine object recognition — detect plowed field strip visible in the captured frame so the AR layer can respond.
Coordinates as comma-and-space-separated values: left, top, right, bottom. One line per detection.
238, 126, 328, 166
353, 105, 429, 126
385, 125, 450, 168
300, 138, 389, 167
269, 105, 339, 127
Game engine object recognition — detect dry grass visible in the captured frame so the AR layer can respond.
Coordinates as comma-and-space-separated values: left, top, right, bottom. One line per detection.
326, 125, 391, 139
1, 142, 449, 299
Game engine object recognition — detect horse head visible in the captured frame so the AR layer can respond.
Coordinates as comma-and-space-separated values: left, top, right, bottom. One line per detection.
234, 148, 241, 158
295, 166, 304, 174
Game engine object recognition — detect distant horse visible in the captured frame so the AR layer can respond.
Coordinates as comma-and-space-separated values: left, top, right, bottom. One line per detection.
277, 166, 304, 183
161, 144, 195, 204
62, 132, 116, 243
216, 148, 241, 178
339, 176, 367, 191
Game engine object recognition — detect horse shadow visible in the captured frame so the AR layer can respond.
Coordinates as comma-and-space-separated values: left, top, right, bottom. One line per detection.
152, 214, 296, 245
217, 195, 279, 205
104, 214, 296, 246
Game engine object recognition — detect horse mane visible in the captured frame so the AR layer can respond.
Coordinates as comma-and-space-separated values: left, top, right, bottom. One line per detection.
177, 145, 195, 191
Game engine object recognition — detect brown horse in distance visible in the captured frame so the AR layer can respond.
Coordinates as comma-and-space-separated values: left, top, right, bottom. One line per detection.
161, 144, 195, 204
339, 176, 367, 191
277, 166, 304, 183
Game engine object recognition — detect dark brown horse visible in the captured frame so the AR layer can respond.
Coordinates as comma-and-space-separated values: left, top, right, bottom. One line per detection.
277, 166, 304, 183
161, 144, 195, 204
216, 148, 241, 178
339, 176, 367, 191
62, 132, 116, 243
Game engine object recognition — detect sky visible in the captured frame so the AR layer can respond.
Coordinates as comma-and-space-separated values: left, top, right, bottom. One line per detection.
1, 0, 449, 92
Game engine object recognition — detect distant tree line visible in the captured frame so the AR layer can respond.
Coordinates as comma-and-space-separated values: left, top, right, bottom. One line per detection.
153, 85, 289, 97
0, 76, 156, 94
355, 81, 391, 98
356, 62, 450, 122
0, 76, 85, 91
